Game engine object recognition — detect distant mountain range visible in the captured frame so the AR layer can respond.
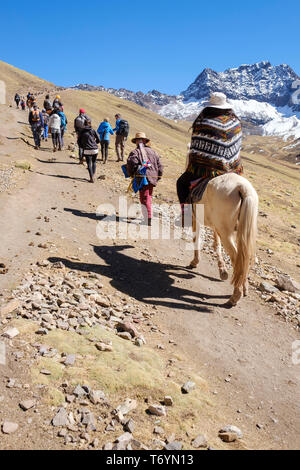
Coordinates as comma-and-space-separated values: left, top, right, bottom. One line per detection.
71, 62, 300, 140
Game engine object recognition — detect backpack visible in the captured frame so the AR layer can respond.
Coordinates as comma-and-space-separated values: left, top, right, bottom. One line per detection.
118, 119, 129, 137
58, 112, 66, 127
31, 110, 40, 122
42, 112, 49, 125
75, 115, 84, 129
44, 99, 52, 111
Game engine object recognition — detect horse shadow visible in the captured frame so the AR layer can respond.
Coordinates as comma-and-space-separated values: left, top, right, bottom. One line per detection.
49, 244, 230, 312
63, 207, 224, 282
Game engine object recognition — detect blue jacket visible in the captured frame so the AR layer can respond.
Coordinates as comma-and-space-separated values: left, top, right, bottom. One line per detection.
57, 111, 67, 129
97, 121, 114, 142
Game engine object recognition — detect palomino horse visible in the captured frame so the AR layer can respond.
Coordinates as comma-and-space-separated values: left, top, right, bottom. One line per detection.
189, 172, 258, 306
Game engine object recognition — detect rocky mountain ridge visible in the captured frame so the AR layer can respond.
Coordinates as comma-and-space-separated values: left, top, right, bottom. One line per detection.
71, 61, 300, 139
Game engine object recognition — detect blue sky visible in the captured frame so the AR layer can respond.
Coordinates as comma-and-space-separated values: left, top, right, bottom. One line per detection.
1, 0, 299, 94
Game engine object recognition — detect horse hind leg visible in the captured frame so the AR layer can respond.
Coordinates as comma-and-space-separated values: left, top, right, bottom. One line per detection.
222, 234, 250, 304
213, 231, 228, 280
227, 286, 243, 306
219, 234, 242, 306
243, 278, 249, 297
189, 204, 200, 268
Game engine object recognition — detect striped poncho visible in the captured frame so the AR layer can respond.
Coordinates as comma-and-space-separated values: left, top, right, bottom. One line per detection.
187, 112, 243, 179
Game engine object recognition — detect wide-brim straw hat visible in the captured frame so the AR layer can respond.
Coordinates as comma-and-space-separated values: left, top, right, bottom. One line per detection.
132, 132, 150, 144
202, 92, 232, 110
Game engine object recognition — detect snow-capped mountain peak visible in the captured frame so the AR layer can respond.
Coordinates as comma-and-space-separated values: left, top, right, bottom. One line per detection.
71, 61, 300, 140
181, 61, 300, 109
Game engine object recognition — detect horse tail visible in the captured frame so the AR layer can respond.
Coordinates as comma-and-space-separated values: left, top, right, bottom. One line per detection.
232, 181, 258, 288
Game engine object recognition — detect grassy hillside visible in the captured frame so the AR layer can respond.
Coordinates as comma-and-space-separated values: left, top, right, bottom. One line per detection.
0, 60, 55, 103
241, 136, 300, 275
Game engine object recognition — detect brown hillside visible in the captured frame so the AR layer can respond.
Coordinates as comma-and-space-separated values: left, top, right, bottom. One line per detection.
0, 60, 55, 102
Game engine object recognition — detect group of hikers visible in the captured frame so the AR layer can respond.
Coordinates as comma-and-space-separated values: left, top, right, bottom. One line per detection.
15, 89, 243, 226
14, 93, 26, 110
26, 93, 67, 151
74, 110, 129, 166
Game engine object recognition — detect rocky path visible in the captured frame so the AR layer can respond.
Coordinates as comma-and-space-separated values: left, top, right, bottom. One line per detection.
0, 106, 299, 449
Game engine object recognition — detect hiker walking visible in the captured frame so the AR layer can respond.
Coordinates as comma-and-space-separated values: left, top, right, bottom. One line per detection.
126, 132, 163, 226
97, 118, 114, 163
48, 109, 62, 152
43, 94, 52, 114
114, 114, 129, 161
78, 120, 100, 183
26, 93, 31, 108
31, 95, 37, 107
20, 98, 26, 110
28, 104, 44, 150
52, 94, 63, 109
74, 109, 90, 164
14, 93, 20, 108
57, 107, 67, 149
41, 109, 49, 141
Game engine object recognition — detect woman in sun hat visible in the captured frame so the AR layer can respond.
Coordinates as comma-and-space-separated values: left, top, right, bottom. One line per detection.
176, 92, 243, 211
126, 132, 163, 226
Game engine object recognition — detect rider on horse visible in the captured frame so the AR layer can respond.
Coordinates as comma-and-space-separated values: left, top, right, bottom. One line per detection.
177, 92, 243, 211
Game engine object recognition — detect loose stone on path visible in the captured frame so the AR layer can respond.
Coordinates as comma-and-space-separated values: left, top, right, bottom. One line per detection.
2, 327, 19, 339
218, 425, 243, 442
52, 407, 69, 427
147, 404, 166, 417
2, 422, 19, 434
19, 399, 36, 411
192, 434, 208, 448
63, 354, 76, 366
181, 381, 195, 394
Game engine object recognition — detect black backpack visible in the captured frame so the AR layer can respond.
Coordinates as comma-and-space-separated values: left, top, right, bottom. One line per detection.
118, 119, 129, 137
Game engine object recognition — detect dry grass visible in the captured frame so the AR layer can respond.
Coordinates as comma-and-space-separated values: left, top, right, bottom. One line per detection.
239, 136, 300, 275
0, 60, 54, 103
11, 318, 213, 444
14, 160, 31, 170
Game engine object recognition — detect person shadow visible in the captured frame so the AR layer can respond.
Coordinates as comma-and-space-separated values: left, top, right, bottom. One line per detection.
37, 159, 78, 165
49, 244, 230, 312
35, 172, 88, 182
64, 207, 139, 224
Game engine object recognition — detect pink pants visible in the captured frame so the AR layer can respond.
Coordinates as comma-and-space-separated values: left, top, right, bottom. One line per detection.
139, 184, 154, 219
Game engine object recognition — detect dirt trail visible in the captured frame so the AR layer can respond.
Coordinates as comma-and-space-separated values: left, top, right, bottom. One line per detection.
0, 105, 299, 449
